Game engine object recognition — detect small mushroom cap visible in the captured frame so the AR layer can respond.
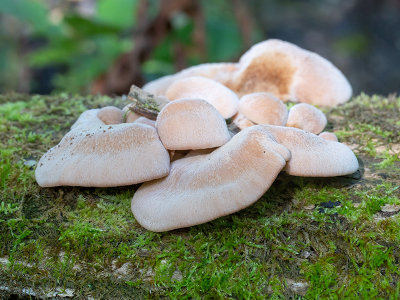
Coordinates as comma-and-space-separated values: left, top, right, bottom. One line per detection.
261, 125, 359, 177
319, 131, 338, 142
35, 110, 170, 187
156, 98, 231, 150
166, 76, 239, 119
232, 113, 255, 131
97, 106, 123, 125
134, 116, 156, 128
238, 92, 288, 125
229, 39, 352, 106
131, 125, 290, 232
286, 103, 327, 134
122, 104, 141, 123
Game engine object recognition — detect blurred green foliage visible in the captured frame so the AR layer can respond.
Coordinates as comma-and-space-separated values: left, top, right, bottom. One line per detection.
0, 0, 260, 94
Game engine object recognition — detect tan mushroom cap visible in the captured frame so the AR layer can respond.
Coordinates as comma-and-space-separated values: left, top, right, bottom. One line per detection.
122, 104, 141, 123
227, 39, 352, 106
232, 113, 255, 131
166, 76, 239, 119
35, 109, 170, 187
286, 103, 327, 134
131, 125, 290, 232
238, 92, 288, 125
97, 106, 123, 125
134, 116, 156, 128
156, 98, 231, 150
319, 131, 338, 142
261, 125, 359, 177
71, 109, 104, 130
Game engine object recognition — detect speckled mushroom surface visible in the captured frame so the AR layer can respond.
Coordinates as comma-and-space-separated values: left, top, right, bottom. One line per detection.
238, 92, 288, 125
262, 125, 359, 177
286, 103, 327, 134
156, 98, 231, 150
131, 125, 291, 232
166, 76, 239, 119
35, 109, 170, 187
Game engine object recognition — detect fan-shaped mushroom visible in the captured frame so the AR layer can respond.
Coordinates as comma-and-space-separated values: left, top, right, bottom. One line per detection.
35, 109, 170, 187
227, 39, 352, 106
131, 125, 290, 232
262, 125, 358, 177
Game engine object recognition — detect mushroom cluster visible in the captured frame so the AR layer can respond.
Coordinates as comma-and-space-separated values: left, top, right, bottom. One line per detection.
35, 39, 358, 232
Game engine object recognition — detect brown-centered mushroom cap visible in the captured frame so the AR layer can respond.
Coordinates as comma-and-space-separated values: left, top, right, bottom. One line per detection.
261, 125, 359, 177
286, 103, 327, 134
238, 92, 288, 125
227, 39, 352, 106
97, 106, 123, 125
156, 98, 231, 150
35, 109, 170, 187
319, 131, 338, 142
131, 125, 290, 232
166, 76, 239, 119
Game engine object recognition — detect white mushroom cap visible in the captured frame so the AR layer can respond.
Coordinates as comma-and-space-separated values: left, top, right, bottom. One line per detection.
238, 92, 288, 125
261, 125, 359, 177
122, 104, 141, 123
156, 98, 231, 150
97, 106, 123, 125
286, 103, 327, 134
228, 39, 352, 106
319, 131, 338, 142
131, 125, 290, 232
35, 109, 170, 187
134, 116, 156, 128
166, 76, 239, 119
232, 113, 255, 131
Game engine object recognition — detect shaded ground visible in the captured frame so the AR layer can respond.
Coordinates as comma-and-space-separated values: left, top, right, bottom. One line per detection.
0, 93, 399, 299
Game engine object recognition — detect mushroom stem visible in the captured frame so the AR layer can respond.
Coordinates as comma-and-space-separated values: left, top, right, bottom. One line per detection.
127, 85, 166, 120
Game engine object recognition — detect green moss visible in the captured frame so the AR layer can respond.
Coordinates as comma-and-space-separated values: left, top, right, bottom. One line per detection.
0, 93, 399, 298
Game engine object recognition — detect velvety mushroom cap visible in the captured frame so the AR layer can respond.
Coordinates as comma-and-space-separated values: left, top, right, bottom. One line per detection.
228, 39, 352, 106
286, 103, 327, 134
238, 92, 288, 125
261, 125, 359, 177
134, 116, 156, 128
166, 76, 239, 119
319, 131, 338, 142
156, 98, 231, 150
232, 113, 255, 131
97, 106, 123, 125
35, 110, 170, 187
131, 125, 290, 232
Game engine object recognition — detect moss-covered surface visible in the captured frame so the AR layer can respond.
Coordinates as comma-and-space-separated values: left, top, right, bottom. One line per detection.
0, 93, 399, 299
